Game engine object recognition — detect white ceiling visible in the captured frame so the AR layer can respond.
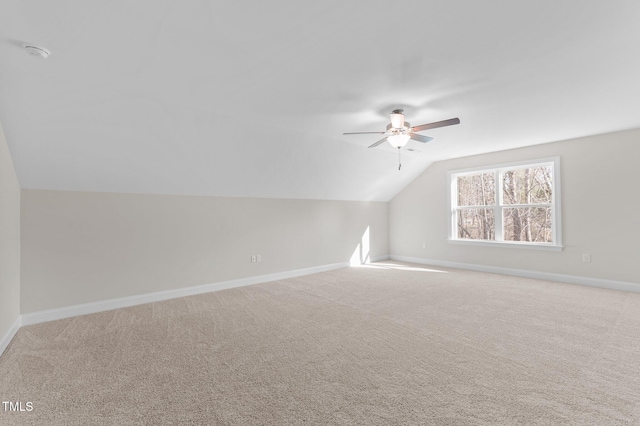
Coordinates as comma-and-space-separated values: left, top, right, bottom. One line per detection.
1, 1, 639, 201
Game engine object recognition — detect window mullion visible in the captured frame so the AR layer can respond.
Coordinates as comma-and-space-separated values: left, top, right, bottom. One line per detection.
494, 169, 503, 241
505, 203, 552, 208
550, 164, 557, 244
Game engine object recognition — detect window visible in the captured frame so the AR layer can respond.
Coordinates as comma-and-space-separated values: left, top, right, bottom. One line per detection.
448, 158, 562, 250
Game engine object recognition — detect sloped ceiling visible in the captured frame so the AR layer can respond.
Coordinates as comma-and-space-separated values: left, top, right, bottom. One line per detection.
1, 1, 639, 201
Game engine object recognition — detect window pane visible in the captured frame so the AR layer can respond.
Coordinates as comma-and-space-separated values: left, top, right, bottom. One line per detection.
502, 166, 553, 205
457, 208, 495, 240
503, 207, 552, 243
456, 173, 495, 206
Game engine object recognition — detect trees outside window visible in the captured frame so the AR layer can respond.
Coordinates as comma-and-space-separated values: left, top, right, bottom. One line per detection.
449, 159, 561, 248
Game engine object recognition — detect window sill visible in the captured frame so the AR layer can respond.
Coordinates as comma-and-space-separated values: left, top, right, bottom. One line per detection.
447, 239, 564, 252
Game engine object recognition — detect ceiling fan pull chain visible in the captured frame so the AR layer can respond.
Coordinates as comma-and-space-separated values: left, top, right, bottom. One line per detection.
398, 147, 402, 170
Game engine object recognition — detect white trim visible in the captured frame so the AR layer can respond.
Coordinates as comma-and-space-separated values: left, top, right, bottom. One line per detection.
21, 262, 349, 326
0, 316, 22, 357
447, 168, 455, 242
390, 255, 640, 294
448, 156, 562, 248
447, 239, 564, 252
370, 254, 390, 262
552, 157, 563, 247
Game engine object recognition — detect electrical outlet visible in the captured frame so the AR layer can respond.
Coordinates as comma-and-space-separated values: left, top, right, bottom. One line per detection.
257, 254, 261, 262
422, 242, 427, 249
251, 255, 256, 263
582, 254, 591, 263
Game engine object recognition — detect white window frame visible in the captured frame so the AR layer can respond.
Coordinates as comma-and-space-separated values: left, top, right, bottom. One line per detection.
447, 157, 563, 251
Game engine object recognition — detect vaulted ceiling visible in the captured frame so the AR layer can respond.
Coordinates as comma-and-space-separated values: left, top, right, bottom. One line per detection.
1, 1, 639, 201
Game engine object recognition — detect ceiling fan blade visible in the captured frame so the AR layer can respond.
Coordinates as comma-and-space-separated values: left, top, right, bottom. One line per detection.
411, 118, 460, 133
343, 131, 386, 135
368, 137, 388, 148
409, 133, 433, 143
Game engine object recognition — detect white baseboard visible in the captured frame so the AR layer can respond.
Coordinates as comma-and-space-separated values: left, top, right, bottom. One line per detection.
370, 254, 390, 262
390, 255, 640, 293
20, 254, 632, 332
0, 316, 21, 357
21, 262, 350, 326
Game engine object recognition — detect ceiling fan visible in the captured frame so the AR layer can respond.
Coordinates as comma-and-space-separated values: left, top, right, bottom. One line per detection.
343, 109, 460, 169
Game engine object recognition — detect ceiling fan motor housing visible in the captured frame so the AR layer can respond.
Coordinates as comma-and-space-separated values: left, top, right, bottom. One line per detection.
386, 122, 410, 135
390, 109, 405, 129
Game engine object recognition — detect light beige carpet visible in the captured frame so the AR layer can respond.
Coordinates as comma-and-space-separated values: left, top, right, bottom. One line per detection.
1, 261, 639, 425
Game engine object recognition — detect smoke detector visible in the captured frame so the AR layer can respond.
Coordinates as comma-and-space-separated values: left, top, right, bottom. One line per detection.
23, 45, 50, 59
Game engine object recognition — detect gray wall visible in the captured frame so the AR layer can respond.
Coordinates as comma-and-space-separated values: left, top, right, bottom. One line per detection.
21, 191, 388, 313
390, 129, 640, 284
16, 127, 640, 316
0, 123, 20, 339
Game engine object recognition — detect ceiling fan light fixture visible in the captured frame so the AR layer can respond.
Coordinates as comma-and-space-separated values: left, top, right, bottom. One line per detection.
387, 134, 410, 148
